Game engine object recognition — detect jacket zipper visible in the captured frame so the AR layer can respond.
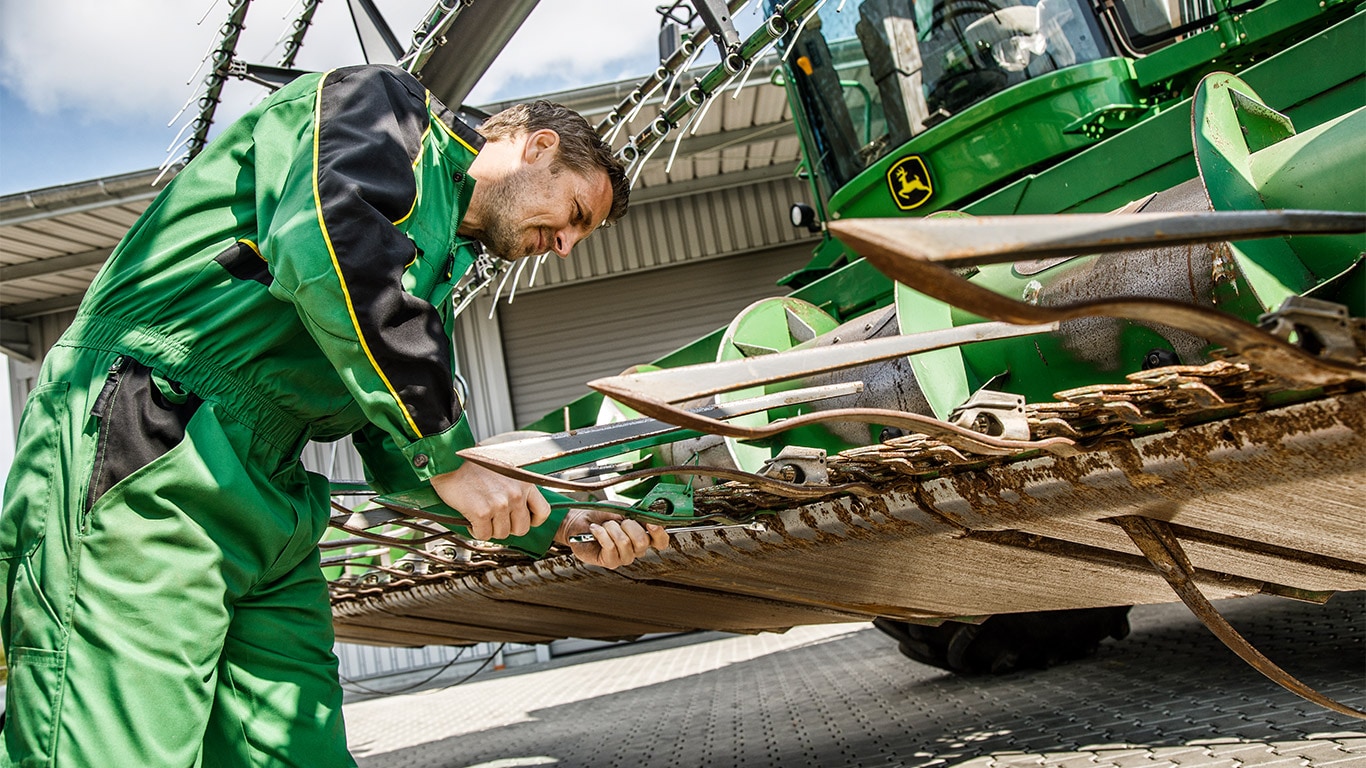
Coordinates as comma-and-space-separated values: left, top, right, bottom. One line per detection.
84, 355, 129, 522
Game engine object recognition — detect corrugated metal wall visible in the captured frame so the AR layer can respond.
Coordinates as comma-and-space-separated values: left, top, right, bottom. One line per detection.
498, 242, 816, 427
6, 309, 77, 409
527, 175, 814, 290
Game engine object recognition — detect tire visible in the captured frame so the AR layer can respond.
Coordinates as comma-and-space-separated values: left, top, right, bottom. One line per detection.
872, 606, 1132, 675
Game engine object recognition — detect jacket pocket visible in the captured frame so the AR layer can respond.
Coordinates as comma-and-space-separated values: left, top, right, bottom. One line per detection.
85, 357, 204, 520
0, 381, 69, 560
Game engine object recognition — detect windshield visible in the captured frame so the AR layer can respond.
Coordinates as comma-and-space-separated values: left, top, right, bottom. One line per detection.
779, 0, 1113, 191
1106, 0, 1226, 51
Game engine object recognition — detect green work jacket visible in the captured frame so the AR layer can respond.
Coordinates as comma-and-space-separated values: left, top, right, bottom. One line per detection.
64, 64, 564, 554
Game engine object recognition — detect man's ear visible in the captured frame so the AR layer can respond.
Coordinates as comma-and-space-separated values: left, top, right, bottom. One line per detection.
523, 128, 561, 167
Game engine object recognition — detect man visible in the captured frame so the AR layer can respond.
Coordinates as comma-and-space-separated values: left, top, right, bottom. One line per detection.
0, 64, 667, 766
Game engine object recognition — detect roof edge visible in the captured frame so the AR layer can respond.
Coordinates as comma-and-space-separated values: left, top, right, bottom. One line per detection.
0, 167, 177, 225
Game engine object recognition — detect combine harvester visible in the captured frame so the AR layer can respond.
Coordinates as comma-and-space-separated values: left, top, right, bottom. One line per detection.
321, 0, 1365, 717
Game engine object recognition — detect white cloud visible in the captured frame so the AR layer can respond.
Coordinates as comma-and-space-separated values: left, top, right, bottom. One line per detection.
5, 0, 253, 117
467, 0, 661, 103
0, 0, 665, 129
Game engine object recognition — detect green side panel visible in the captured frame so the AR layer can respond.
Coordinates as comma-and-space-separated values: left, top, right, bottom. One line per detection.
1249, 109, 1366, 278
827, 58, 1142, 219
970, 9, 1365, 217
1129, 26, 1228, 88
1131, 0, 1346, 88
967, 105, 1196, 215
789, 257, 896, 320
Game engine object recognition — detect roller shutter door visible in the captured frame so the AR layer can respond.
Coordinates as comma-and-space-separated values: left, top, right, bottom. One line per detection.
499, 244, 816, 427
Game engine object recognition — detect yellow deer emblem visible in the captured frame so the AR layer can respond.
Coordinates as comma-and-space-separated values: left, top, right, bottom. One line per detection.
887, 155, 933, 211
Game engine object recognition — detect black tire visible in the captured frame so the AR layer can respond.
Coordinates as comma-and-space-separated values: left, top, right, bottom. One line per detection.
872, 606, 1132, 675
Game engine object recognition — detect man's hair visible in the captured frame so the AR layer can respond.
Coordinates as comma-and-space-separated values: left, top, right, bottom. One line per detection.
479, 101, 630, 224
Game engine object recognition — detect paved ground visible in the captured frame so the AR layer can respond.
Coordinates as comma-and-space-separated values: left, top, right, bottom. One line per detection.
343, 592, 1365, 768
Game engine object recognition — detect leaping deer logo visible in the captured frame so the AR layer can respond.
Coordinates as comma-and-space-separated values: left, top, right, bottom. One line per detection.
896, 167, 930, 196
887, 156, 933, 211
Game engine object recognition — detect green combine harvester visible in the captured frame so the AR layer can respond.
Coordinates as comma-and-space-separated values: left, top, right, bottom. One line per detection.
327, 0, 1364, 718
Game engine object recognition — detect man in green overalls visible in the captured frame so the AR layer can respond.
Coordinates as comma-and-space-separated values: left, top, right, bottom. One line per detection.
0, 64, 666, 766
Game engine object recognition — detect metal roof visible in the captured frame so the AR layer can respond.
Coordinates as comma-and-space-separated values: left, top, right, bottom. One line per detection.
0, 59, 798, 360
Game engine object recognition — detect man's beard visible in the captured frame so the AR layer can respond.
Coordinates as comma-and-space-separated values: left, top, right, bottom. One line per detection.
475, 166, 538, 260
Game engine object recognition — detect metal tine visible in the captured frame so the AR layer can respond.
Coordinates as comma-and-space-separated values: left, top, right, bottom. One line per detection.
459, 455, 878, 497
832, 210, 1365, 269
459, 382, 863, 471
589, 393, 1082, 459
588, 320, 1057, 406
830, 218, 1366, 387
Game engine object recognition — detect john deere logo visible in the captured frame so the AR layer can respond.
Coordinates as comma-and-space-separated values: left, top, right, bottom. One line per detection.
887, 155, 933, 211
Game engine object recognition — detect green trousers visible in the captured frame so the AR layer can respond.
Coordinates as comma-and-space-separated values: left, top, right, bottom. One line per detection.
1, 345, 356, 767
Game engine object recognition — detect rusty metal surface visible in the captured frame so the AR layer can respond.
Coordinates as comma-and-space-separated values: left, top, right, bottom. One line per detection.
835, 210, 1366, 269
474, 559, 871, 632
331, 380, 1366, 645
829, 218, 1366, 387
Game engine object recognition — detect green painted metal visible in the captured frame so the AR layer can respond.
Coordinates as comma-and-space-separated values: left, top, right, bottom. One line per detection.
896, 212, 977, 421
957, 9, 1363, 220
1194, 74, 1366, 313
1195, 76, 1315, 311
790, 3, 1364, 288
715, 298, 841, 471
1253, 110, 1366, 279
827, 58, 1143, 219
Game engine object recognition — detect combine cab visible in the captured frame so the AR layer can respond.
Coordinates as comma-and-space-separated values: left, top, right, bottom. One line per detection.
328, 0, 1364, 717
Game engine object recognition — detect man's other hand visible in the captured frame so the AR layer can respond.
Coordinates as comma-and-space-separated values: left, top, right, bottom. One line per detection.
555, 508, 670, 569
431, 462, 551, 541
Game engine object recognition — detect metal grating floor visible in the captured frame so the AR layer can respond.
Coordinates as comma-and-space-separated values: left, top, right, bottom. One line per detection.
344, 593, 1365, 767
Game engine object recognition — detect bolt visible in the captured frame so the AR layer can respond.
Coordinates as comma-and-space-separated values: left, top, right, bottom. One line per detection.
1143, 348, 1181, 370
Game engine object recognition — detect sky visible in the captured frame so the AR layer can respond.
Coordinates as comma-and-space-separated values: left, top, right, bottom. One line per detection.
0, 0, 717, 487
0, 0, 671, 194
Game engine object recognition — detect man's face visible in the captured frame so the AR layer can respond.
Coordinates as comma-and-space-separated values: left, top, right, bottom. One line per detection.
477, 157, 613, 261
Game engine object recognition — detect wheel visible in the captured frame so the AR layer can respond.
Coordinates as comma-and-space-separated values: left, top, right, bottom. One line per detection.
873, 606, 1132, 675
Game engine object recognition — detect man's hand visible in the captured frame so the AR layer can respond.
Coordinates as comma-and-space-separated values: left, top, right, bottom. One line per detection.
555, 508, 670, 569
431, 461, 551, 541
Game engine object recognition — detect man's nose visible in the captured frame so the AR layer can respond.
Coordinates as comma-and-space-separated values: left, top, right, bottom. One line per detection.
552, 228, 581, 257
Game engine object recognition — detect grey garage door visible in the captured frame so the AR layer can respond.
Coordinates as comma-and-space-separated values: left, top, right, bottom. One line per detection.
498, 244, 817, 427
